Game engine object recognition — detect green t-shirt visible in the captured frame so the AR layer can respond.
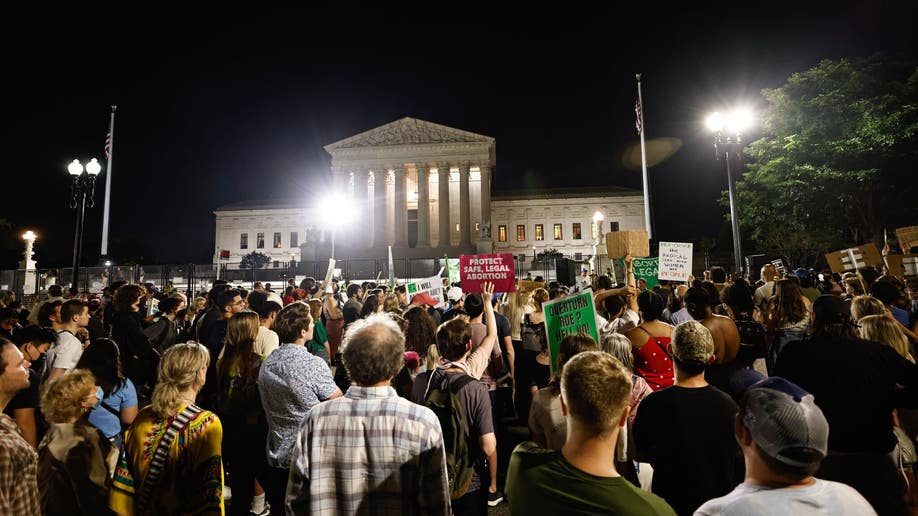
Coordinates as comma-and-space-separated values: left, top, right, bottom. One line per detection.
507, 441, 675, 516
309, 320, 328, 352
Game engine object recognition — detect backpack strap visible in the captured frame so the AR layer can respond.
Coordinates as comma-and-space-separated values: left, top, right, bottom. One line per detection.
638, 326, 672, 359
135, 405, 204, 514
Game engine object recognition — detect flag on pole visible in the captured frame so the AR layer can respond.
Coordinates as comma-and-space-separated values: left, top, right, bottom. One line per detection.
635, 99, 643, 135
101, 106, 117, 257
635, 75, 653, 240
104, 132, 112, 160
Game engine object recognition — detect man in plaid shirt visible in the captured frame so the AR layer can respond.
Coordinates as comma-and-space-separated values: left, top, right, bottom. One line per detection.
286, 313, 450, 515
0, 337, 40, 514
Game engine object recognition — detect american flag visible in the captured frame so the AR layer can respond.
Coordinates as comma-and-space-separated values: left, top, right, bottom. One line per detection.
104, 132, 112, 160
635, 99, 643, 136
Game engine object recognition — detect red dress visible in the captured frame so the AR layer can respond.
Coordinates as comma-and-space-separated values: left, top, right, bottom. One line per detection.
633, 334, 674, 391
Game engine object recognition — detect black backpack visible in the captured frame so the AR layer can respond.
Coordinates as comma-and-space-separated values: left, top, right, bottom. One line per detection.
423, 369, 476, 500
734, 316, 767, 364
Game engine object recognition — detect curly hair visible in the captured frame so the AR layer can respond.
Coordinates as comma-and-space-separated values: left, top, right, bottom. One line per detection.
41, 369, 97, 423
113, 284, 144, 313
403, 306, 437, 356
531, 288, 550, 312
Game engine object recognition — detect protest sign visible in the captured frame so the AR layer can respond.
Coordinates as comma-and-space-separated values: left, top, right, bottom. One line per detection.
897, 226, 918, 253
771, 259, 788, 276
605, 230, 650, 258
323, 258, 336, 293
446, 258, 460, 285
406, 275, 446, 306
518, 280, 545, 293
887, 254, 918, 278
617, 257, 659, 289
658, 242, 693, 282
825, 244, 883, 273
459, 253, 516, 292
542, 289, 599, 372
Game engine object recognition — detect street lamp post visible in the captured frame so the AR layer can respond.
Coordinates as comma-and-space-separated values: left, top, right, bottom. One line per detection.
706, 111, 751, 277
592, 211, 604, 276
68, 159, 101, 294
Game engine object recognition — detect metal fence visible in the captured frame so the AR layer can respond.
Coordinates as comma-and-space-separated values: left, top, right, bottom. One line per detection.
1, 253, 610, 302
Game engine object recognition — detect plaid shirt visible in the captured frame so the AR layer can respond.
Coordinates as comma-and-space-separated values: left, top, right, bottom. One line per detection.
0, 413, 39, 515
287, 385, 450, 515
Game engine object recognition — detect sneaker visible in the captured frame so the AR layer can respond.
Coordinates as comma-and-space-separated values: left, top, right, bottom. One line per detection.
487, 490, 504, 506
249, 501, 270, 516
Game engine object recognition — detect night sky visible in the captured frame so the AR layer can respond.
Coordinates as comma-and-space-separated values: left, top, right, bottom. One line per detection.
4, 4, 917, 267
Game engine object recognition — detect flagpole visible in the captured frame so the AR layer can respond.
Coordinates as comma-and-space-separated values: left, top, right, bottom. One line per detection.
636, 75, 652, 240
101, 105, 117, 258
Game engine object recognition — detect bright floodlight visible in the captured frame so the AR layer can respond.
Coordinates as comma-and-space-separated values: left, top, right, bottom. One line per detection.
319, 192, 352, 228
68, 159, 84, 175
22, 230, 36, 240
725, 109, 753, 134
592, 210, 604, 222
105, 261, 112, 266
706, 112, 724, 132
85, 158, 102, 175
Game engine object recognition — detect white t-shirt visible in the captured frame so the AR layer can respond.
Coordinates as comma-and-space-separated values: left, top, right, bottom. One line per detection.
694, 478, 876, 516
754, 281, 776, 314
43, 330, 83, 380
255, 325, 280, 358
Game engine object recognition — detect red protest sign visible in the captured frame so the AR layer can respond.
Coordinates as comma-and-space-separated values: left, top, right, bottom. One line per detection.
459, 253, 517, 293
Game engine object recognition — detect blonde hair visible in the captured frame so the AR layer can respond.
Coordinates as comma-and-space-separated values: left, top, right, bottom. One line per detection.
561, 351, 632, 436
859, 314, 915, 363
383, 293, 401, 313
152, 342, 210, 417
531, 288, 550, 312
499, 290, 530, 340
42, 369, 97, 423
850, 295, 886, 322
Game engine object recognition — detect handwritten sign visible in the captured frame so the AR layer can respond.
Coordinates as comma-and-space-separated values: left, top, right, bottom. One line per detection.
406, 275, 446, 306
658, 242, 693, 282
542, 289, 599, 372
459, 253, 516, 293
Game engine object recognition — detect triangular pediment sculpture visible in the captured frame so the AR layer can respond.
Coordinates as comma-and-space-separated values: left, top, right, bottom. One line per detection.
325, 117, 494, 150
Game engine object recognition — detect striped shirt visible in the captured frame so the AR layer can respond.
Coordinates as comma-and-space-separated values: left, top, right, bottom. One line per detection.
286, 385, 450, 516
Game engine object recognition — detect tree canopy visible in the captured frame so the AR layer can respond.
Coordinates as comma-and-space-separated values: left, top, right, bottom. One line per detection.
240, 251, 271, 270
734, 55, 918, 265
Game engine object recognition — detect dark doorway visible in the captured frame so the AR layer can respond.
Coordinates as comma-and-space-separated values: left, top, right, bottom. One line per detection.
408, 209, 418, 247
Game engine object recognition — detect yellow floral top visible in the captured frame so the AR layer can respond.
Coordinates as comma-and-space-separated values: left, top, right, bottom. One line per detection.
109, 404, 224, 515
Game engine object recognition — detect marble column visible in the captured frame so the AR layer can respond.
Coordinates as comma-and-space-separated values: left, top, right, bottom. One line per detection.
353, 169, 370, 248
394, 166, 408, 247
373, 168, 387, 247
458, 162, 471, 246
479, 164, 492, 233
417, 163, 430, 247
437, 163, 451, 247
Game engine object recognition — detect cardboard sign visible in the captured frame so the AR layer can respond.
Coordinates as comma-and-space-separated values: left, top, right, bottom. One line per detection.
658, 242, 693, 282
459, 253, 516, 293
542, 289, 600, 372
897, 226, 918, 253
406, 275, 446, 306
617, 257, 660, 289
825, 244, 883, 273
887, 254, 918, 278
605, 230, 650, 258
518, 280, 546, 294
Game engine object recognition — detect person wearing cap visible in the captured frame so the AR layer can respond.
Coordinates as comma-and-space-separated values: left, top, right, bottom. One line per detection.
442, 286, 466, 323
775, 294, 918, 515
507, 351, 675, 516
409, 292, 439, 310
633, 320, 742, 515
695, 377, 875, 515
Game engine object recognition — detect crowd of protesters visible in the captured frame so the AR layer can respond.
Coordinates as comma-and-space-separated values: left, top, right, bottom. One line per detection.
0, 252, 916, 516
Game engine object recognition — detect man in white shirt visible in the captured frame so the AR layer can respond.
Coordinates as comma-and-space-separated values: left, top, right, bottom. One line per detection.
753, 264, 778, 317
42, 299, 90, 384
695, 376, 875, 515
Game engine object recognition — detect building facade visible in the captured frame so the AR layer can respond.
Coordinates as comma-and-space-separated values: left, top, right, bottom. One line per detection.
214, 118, 645, 265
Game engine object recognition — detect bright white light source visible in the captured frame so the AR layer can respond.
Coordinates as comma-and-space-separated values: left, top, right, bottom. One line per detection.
22, 231, 36, 241
705, 112, 724, 132
85, 158, 102, 175
68, 159, 84, 175
725, 109, 753, 134
592, 211, 604, 223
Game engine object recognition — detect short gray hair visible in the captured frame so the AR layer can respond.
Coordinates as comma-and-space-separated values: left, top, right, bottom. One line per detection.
341, 313, 406, 386
601, 332, 634, 372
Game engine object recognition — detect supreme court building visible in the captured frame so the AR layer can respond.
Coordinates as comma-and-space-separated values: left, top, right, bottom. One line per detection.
213, 117, 645, 265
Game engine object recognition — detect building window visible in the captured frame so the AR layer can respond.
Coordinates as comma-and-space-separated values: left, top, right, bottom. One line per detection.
553, 223, 563, 240
475, 222, 480, 231
256, 232, 265, 249
573, 223, 582, 240
609, 221, 620, 232
516, 225, 526, 242
535, 224, 544, 241
498, 225, 507, 242
290, 231, 298, 248
273, 232, 282, 248
240, 233, 248, 249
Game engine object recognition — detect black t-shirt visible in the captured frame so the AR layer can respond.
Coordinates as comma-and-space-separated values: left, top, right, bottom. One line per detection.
633, 385, 742, 516
4, 368, 40, 413
775, 333, 918, 453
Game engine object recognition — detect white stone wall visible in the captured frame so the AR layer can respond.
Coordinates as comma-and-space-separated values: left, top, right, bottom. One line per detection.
214, 207, 318, 264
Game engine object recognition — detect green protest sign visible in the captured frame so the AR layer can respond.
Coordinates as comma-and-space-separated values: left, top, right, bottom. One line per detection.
542, 289, 599, 372
446, 258, 460, 284
616, 257, 659, 289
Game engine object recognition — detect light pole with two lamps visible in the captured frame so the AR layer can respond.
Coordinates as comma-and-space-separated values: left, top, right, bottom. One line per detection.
705, 110, 752, 277
68, 158, 102, 294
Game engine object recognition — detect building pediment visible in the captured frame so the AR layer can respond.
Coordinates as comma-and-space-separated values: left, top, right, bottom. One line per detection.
324, 117, 494, 151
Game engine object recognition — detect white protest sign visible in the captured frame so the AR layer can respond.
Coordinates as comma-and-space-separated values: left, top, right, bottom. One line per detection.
658, 241, 693, 282
324, 259, 336, 293
406, 275, 446, 307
